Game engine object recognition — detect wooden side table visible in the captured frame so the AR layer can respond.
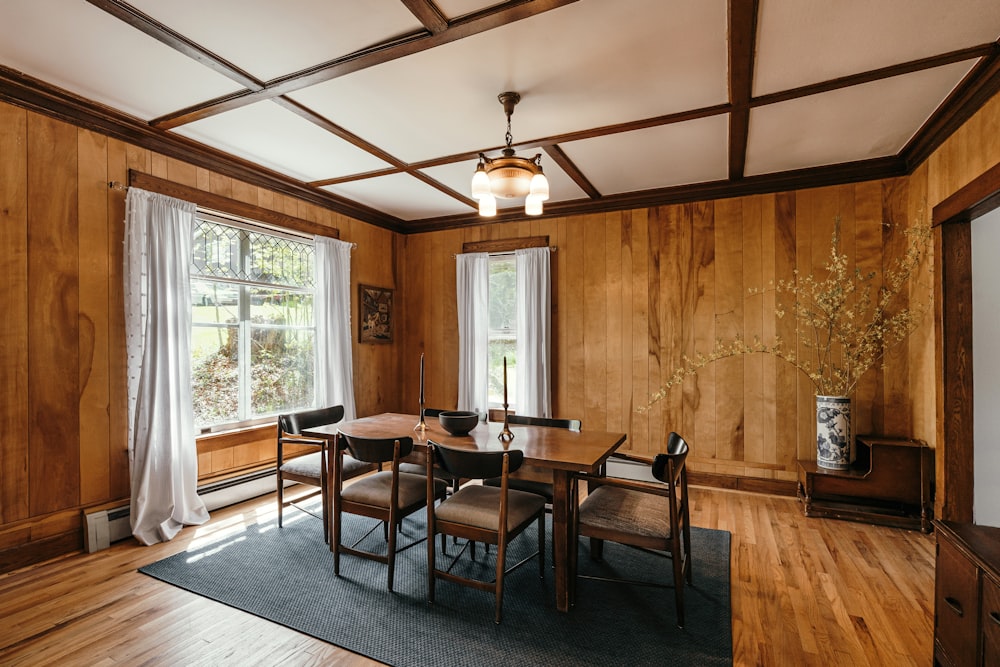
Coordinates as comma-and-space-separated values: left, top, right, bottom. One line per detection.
796, 435, 934, 532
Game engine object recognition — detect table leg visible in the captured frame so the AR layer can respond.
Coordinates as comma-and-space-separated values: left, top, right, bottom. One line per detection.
552, 469, 572, 612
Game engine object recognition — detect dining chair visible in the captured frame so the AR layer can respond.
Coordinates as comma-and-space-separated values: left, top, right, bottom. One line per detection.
484, 414, 583, 503
572, 431, 692, 627
332, 434, 448, 591
276, 405, 376, 543
424, 440, 547, 624
397, 408, 461, 494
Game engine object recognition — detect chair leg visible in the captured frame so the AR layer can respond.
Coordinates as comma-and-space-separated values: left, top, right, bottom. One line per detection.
387, 508, 398, 591
494, 535, 507, 624
671, 539, 685, 628
332, 503, 341, 575
427, 511, 436, 604
537, 515, 545, 577
277, 474, 284, 528
589, 537, 604, 561
321, 481, 329, 544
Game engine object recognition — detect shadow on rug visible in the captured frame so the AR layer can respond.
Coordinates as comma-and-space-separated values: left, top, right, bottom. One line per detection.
140, 505, 731, 666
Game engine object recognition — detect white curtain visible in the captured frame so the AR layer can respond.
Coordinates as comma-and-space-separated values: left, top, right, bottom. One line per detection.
515, 247, 552, 417
315, 236, 357, 420
124, 188, 208, 546
456, 252, 490, 416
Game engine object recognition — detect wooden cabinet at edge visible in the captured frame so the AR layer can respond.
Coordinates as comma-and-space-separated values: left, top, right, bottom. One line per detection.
934, 521, 1000, 666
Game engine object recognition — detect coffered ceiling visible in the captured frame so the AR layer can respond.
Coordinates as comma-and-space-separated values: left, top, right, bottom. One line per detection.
1, 0, 999, 232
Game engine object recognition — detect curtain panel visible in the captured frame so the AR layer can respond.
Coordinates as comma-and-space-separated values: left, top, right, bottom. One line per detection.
515, 247, 552, 418
314, 236, 357, 420
456, 252, 490, 416
124, 188, 209, 546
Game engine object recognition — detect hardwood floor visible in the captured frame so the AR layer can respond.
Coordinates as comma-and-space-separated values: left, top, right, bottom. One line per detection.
0, 486, 935, 666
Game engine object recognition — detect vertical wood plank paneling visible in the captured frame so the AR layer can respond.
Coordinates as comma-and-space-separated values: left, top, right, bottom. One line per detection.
0, 103, 29, 523
743, 196, 764, 469
583, 213, 607, 426
645, 207, 665, 455
27, 114, 81, 515
605, 211, 623, 432
854, 181, 884, 436
908, 162, 935, 447
629, 208, 650, 453
661, 205, 684, 446
882, 178, 911, 436
107, 139, 130, 499
618, 211, 634, 433
691, 201, 717, 465
563, 216, 586, 421
758, 194, 777, 474
774, 192, 798, 475
794, 191, 816, 462
714, 198, 745, 465
78, 129, 111, 505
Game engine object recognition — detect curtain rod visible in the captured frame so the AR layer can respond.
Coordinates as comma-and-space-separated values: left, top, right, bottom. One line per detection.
454, 247, 557, 258
110, 181, 356, 249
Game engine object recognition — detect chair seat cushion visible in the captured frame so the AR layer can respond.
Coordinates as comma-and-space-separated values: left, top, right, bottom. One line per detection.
280, 452, 375, 480
342, 471, 446, 509
436, 485, 546, 532
578, 485, 671, 540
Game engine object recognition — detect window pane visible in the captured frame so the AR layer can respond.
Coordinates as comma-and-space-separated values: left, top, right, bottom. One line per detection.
487, 339, 517, 407
192, 279, 238, 322
191, 324, 239, 429
488, 257, 516, 332
249, 287, 313, 326
250, 327, 314, 416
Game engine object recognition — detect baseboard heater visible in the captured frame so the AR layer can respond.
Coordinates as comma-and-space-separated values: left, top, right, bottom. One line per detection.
83, 468, 281, 553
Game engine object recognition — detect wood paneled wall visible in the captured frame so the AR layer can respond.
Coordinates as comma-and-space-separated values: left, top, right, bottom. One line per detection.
399, 181, 933, 484
2, 87, 999, 569
0, 101, 401, 570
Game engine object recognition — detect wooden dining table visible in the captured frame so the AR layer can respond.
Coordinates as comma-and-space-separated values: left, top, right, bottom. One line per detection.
302, 412, 626, 612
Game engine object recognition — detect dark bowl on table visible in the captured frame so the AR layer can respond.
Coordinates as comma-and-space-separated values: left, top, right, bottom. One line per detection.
438, 411, 480, 436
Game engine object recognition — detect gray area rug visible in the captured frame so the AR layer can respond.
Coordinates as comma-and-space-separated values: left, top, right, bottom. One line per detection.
140, 504, 732, 666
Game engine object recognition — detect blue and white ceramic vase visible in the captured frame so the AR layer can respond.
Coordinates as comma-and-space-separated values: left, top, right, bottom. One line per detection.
815, 395, 853, 470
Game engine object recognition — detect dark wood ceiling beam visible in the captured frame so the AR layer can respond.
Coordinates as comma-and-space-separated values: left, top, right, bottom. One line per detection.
727, 0, 758, 181
752, 43, 994, 108
150, 0, 580, 129
401, 0, 449, 34
405, 156, 908, 232
85, 0, 265, 91
902, 43, 1000, 170
542, 144, 601, 199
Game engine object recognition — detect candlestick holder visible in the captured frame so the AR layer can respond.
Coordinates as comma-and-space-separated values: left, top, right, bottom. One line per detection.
498, 402, 514, 442
414, 404, 427, 432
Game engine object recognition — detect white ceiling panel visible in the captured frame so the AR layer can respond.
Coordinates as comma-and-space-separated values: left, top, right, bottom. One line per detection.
129, 0, 422, 82
287, 0, 728, 163
746, 61, 976, 176
561, 114, 730, 195
755, 0, 1000, 96
323, 173, 473, 221
172, 100, 392, 182
0, 0, 240, 120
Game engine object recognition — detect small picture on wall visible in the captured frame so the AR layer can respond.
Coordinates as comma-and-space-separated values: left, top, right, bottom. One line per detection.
359, 284, 393, 343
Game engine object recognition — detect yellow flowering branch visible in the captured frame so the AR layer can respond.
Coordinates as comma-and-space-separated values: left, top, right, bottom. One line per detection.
637, 215, 932, 413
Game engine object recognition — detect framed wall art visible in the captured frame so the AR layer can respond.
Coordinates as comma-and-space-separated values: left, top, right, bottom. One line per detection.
359, 284, 393, 343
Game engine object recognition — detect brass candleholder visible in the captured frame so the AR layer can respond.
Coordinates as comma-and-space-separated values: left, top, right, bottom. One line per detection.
414, 405, 427, 432
415, 353, 427, 431
498, 403, 514, 442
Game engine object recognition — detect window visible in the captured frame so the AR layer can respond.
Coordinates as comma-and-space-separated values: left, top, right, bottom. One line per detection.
487, 254, 517, 408
190, 213, 316, 431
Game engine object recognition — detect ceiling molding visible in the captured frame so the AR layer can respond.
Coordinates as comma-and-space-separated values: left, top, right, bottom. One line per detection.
0, 65, 406, 232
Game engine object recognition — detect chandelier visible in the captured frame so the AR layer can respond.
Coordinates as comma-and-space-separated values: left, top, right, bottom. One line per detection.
471, 92, 549, 217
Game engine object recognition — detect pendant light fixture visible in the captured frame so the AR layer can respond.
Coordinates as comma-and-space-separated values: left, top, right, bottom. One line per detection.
471, 92, 549, 217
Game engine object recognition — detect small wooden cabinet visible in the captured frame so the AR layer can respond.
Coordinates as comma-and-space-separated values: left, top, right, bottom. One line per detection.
933, 520, 1000, 667
796, 435, 934, 532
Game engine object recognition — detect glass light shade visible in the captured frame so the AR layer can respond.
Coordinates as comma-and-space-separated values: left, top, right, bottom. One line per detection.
529, 171, 549, 201
471, 164, 491, 199
478, 194, 497, 217
525, 194, 543, 216
487, 167, 532, 198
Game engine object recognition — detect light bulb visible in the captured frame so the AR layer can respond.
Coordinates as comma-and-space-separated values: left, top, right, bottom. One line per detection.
471, 162, 491, 199
525, 194, 543, 216
529, 171, 549, 201
478, 194, 497, 217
